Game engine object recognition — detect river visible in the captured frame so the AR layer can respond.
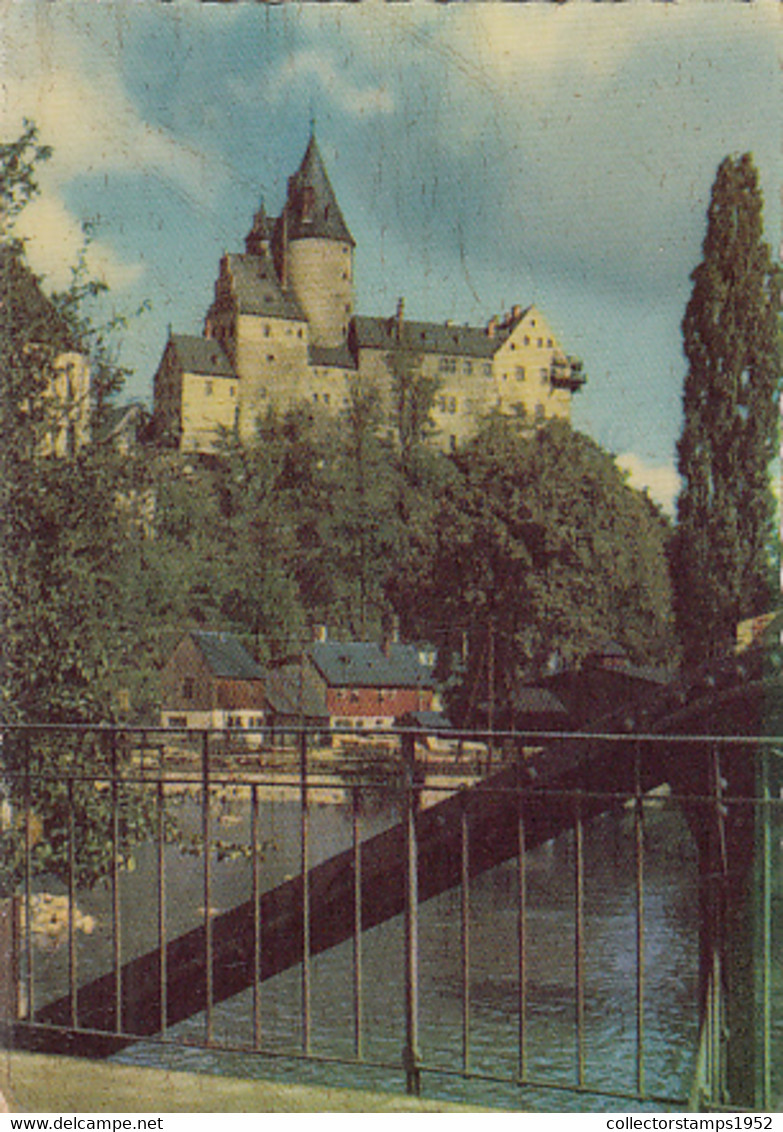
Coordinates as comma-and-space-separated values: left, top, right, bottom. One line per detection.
27, 784, 783, 1112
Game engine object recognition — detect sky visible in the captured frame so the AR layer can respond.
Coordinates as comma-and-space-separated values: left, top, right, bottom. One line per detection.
2, 0, 781, 513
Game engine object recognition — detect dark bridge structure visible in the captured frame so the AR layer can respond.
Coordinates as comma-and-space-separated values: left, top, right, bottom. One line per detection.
4, 640, 783, 1112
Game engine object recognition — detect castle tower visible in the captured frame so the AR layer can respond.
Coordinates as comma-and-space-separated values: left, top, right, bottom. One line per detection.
274, 132, 355, 349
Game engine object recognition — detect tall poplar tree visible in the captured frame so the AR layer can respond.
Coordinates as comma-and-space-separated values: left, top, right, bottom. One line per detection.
673, 154, 781, 668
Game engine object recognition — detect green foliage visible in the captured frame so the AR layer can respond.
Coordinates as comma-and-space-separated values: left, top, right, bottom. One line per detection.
386, 343, 440, 473
388, 416, 676, 724
672, 154, 781, 667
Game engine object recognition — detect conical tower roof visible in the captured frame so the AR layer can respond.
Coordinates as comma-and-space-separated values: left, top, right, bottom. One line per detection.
283, 133, 355, 246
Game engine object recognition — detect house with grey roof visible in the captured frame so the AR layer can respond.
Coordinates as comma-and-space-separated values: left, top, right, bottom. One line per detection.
153, 129, 584, 454
159, 630, 268, 731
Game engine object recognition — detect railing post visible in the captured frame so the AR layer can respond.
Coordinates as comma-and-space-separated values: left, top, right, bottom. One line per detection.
299, 727, 311, 1056
111, 731, 122, 1034
352, 784, 363, 1061
402, 729, 421, 1096
634, 743, 646, 1100
201, 730, 213, 1046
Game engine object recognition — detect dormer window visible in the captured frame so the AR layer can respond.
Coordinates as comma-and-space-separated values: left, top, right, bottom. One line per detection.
302, 186, 315, 221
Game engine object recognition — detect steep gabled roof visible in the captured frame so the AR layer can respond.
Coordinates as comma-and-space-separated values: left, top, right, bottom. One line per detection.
190, 630, 265, 681
282, 134, 355, 246
309, 641, 433, 690
169, 335, 235, 378
225, 253, 306, 322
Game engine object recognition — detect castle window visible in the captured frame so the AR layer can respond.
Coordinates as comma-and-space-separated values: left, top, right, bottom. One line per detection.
313, 393, 319, 403
547, 338, 553, 347
524, 336, 530, 347
297, 328, 303, 338
537, 338, 543, 348
515, 367, 526, 381
229, 385, 236, 397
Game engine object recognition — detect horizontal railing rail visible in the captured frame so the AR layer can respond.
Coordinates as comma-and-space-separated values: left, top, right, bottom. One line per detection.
1, 724, 781, 1111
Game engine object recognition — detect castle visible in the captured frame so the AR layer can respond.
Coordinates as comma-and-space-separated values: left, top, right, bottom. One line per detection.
153, 132, 585, 453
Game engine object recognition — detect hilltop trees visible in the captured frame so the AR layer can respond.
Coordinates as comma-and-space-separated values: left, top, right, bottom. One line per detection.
388, 416, 676, 725
672, 154, 781, 667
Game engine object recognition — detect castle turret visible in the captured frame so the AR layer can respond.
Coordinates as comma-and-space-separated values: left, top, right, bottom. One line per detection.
274, 132, 355, 349
245, 198, 271, 257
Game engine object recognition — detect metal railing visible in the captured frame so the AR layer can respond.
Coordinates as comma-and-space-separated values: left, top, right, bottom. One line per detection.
1, 724, 780, 1111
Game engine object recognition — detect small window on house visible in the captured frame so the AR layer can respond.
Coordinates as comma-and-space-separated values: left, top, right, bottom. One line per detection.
515, 367, 525, 381
448, 396, 457, 413
205, 382, 213, 396
267, 354, 275, 363
297, 328, 303, 339
302, 186, 315, 220
168, 715, 187, 728
547, 337, 553, 347
229, 385, 236, 397
464, 361, 472, 375
537, 338, 543, 348
449, 435, 457, 452
524, 336, 531, 347
313, 393, 319, 403
264, 325, 271, 338
540, 368, 549, 383
323, 392, 330, 405
534, 403, 546, 422
483, 363, 492, 377
182, 678, 194, 701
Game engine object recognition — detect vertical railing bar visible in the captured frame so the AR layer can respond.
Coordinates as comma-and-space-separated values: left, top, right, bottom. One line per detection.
574, 791, 585, 1090
202, 731, 213, 1046
760, 746, 772, 1110
67, 775, 77, 1030
352, 784, 363, 1061
300, 728, 311, 1056
111, 731, 122, 1034
403, 731, 421, 1097
23, 734, 34, 1022
251, 781, 261, 1050
157, 740, 167, 1038
461, 792, 470, 1076
634, 744, 646, 1100
517, 765, 527, 1084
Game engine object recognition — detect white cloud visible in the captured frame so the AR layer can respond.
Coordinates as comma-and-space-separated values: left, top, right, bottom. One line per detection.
249, 49, 394, 119
15, 190, 144, 292
1, 6, 226, 291
616, 452, 681, 516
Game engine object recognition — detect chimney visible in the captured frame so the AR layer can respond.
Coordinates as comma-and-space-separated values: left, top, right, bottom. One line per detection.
396, 297, 405, 342
487, 316, 497, 339
380, 615, 399, 657
512, 304, 522, 321
312, 624, 327, 643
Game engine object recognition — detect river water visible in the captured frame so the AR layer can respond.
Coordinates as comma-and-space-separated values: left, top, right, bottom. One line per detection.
29, 784, 783, 1112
